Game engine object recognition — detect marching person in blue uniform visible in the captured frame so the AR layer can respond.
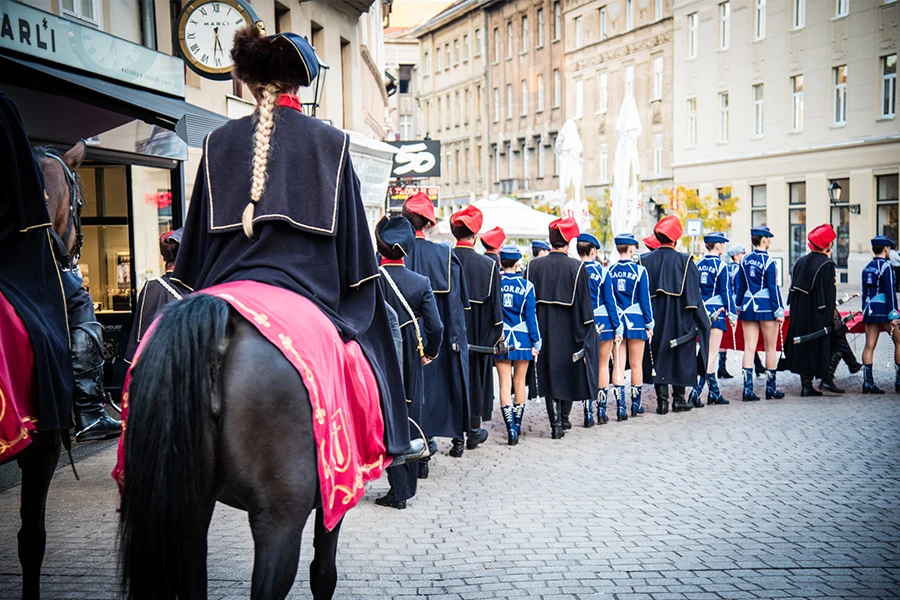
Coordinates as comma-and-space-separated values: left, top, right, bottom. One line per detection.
607, 234, 654, 420
374, 216, 444, 509
718, 245, 745, 379
734, 226, 785, 401
689, 232, 736, 407
861, 236, 900, 394
494, 247, 541, 445
532, 240, 551, 259
402, 192, 470, 477
578, 232, 622, 425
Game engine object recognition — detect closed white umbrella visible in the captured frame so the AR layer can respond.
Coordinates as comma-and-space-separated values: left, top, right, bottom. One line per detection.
555, 120, 589, 234
610, 95, 643, 238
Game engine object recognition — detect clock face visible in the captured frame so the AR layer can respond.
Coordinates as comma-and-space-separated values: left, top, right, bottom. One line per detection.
177, 0, 258, 80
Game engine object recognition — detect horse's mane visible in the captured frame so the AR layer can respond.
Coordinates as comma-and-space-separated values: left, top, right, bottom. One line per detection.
31, 145, 85, 207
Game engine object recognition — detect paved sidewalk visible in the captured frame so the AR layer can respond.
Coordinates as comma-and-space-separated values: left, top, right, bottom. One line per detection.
1, 355, 899, 600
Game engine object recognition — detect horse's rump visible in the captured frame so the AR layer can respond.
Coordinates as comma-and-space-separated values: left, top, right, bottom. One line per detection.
0, 290, 38, 464
114, 280, 389, 531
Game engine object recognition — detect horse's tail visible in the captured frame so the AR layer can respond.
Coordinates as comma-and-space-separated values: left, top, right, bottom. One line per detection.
119, 293, 230, 600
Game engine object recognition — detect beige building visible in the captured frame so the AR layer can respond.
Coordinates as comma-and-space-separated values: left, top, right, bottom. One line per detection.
483, 0, 566, 206
413, 0, 490, 212
564, 0, 674, 232
673, 0, 899, 285
385, 27, 422, 141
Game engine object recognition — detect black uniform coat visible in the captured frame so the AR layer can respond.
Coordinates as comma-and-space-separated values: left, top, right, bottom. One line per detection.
780, 252, 835, 378
641, 247, 710, 387
454, 245, 503, 422
0, 93, 72, 433
124, 272, 190, 363
407, 237, 471, 438
172, 109, 410, 455
378, 263, 443, 502
526, 251, 598, 402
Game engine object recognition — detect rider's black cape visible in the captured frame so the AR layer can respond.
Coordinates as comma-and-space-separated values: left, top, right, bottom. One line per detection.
0, 92, 72, 432
172, 109, 410, 455
781, 252, 835, 378
124, 273, 190, 364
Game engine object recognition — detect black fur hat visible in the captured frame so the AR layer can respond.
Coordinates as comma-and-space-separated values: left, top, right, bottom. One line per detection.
231, 25, 319, 89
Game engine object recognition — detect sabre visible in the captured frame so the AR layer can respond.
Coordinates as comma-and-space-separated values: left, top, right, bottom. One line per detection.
837, 292, 860, 306
792, 311, 861, 345
648, 340, 657, 378
779, 322, 786, 360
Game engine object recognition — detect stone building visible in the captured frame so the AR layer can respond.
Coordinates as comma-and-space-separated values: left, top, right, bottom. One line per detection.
672, 0, 899, 284
564, 0, 673, 234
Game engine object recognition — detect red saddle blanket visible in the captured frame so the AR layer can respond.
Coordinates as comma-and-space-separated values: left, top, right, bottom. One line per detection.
721, 311, 865, 352
0, 291, 38, 464
112, 281, 389, 530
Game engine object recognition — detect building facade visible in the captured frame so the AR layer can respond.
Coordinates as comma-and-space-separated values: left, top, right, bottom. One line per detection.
564, 0, 674, 236
672, 0, 899, 284
385, 28, 421, 141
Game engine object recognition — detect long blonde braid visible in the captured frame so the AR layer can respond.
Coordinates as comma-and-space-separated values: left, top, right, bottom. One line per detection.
242, 83, 280, 237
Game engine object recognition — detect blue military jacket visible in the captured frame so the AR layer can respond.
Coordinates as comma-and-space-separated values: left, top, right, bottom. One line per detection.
697, 254, 736, 326
734, 250, 785, 320
498, 272, 542, 352
584, 261, 621, 341
607, 259, 654, 337
862, 257, 899, 322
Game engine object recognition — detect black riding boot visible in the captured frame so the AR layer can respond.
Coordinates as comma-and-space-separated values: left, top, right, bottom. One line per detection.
655, 384, 669, 415
545, 398, 564, 439
466, 416, 488, 450
717, 351, 733, 379
559, 400, 573, 431
671, 386, 692, 412
801, 375, 824, 397
71, 324, 121, 442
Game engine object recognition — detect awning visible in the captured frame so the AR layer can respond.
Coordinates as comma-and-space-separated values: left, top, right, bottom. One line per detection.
0, 53, 227, 148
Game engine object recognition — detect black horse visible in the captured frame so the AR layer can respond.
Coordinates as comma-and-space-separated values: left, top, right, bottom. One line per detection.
119, 292, 343, 599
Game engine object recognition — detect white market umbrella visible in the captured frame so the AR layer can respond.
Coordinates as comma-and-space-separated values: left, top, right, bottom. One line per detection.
555, 120, 589, 234
435, 196, 556, 240
610, 96, 643, 237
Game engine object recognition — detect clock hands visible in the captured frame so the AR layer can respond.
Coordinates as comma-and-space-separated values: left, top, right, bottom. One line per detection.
213, 26, 226, 66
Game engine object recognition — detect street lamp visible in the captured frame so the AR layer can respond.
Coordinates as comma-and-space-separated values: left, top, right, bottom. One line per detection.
301, 51, 329, 118
828, 179, 842, 204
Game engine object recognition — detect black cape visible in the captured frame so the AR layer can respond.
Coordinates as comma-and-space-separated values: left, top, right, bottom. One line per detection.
641, 247, 710, 388
0, 92, 72, 433
378, 264, 442, 502
124, 272, 190, 363
172, 109, 409, 455
454, 246, 503, 422
526, 251, 597, 402
781, 252, 836, 378
407, 237, 471, 438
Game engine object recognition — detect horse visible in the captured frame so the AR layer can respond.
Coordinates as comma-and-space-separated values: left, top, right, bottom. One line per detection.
8, 140, 86, 600
118, 294, 343, 599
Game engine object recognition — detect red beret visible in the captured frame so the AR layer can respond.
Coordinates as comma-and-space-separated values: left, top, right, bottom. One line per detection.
807, 223, 836, 251
480, 226, 506, 250
654, 215, 683, 242
403, 192, 436, 226
450, 205, 483, 236
549, 217, 580, 242
642, 234, 661, 250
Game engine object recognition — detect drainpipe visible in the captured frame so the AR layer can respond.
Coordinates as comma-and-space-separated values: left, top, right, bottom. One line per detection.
139, 0, 157, 50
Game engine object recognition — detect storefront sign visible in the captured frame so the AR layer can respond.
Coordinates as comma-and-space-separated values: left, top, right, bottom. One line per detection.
0, 0, 185, 97
388, 186, 439, 210
388, 140, 441, 178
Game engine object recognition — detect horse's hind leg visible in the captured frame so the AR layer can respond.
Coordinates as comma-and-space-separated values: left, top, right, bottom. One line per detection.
247, 509, 310, 600
17, 431, 61, 600
310, 509, 342, 600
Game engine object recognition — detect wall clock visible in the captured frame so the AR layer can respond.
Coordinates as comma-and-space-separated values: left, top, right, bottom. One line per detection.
175, 0, 261, 80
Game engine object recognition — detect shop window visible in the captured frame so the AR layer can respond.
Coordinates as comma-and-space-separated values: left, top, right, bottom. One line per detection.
829, 178, 850, 270
877, 174, 899, 242
751, 184, 767, 227
788, 181, 806, 272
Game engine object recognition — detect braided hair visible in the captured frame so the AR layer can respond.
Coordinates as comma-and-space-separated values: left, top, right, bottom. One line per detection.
242, 83, 281, 238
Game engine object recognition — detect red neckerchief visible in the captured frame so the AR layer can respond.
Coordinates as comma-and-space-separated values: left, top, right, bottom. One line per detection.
380, 258, 404, 266
455, 240, 475, 249
415, 231, 426, 240
277, 94, 303, 112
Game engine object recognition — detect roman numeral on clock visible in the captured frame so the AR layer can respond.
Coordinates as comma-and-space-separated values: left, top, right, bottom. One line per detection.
213, 3, 220, 12
190, 43, 200, 54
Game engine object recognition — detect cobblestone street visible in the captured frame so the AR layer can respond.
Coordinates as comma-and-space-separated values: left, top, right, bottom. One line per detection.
1, 356, 899, 600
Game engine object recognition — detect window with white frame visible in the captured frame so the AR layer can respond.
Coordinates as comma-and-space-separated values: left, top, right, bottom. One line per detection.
554, 69, 561, 107
449, 93, 455, 126
883, 54, 897, 118
554, 1, 562, 41
475, 29, 482, 55
494, 146, 500, 182
523, 144, 530, 182
424, 100, 430, 133
507, 22, 513, 58
424, 51, 431, 76
445, 43, 450, 68
522, 80, 529, 116
599, 6, 608, 40
751, 185, 767, 227
653, 57, 663, 100
507, 142, 514, 179
437, 47, 442, 70
600, 143, 609, 182
791, 74, 804, 130
626, 0, 634, 30
753, 83, 764, 136
687, 98, 698, 146
455, 149, 460, 183
537, 74, 545, 112
507, 84, 513, 120
653, 134, 663, 177
454, 39, 460, 64
537, 8, 545, 47
522, 15, 529, 52
399, 115, 413, 141
62, 0, 101, 26
834, 65, 847, 125
477, 85, 483, 119
793, 0, 805, 29
598, 73, 608, 113
465, 89, 471, 123
575, 79, 584, 119
493, 28, 499, 62
493, 87, 500, 122
688, 13, 698, 59
835, 0, 848, 18
719, 2, 731, 50
446, 152, 453, 185
625, 65, 634, 97
464, 34, 470, 60
538, 140, 545, 178
575, 16, 583, 48
755, 0, 766, 40
655, 0, 663, 21
718, 92, 730, 142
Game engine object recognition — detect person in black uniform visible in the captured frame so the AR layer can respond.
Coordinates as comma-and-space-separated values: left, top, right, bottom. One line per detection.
481, 226, 506, 264
401, 192, 470, 477
526, 240, 551, 401
124, 228, 190, 364
450, 205, 503, 457
527, 217, 598, 438
373, 216, 443, 509
641, 216, 710, 414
